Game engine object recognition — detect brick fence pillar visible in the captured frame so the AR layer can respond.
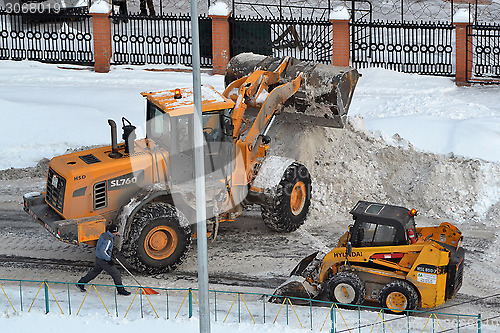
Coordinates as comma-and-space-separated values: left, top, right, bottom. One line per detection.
90, 2, 112, 73
330, 6, 351, 67
454, 9, 472, 85
209, 2, 231, 75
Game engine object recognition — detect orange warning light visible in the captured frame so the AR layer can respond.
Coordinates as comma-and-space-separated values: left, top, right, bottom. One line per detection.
174, 89, 182, 99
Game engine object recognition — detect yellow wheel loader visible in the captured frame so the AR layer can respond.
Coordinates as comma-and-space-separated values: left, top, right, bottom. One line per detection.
23, 53, 359, 274
273, 201, 465, 313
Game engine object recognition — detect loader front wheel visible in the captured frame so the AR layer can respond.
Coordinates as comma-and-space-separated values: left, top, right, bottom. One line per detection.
327, 272, 366, 306
379, 280, 419, 314
261, 162, 311, 232
122, 202, 191, 274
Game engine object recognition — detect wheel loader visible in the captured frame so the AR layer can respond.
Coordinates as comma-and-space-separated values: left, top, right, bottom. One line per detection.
23, 53, 359, 274
273, 201, 465, 313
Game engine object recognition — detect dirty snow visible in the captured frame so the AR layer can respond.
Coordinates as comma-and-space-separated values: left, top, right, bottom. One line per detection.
0, 60, 499, 331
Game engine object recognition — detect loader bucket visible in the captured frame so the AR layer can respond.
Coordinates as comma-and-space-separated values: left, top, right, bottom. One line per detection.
270, 251, 322, 302
225, 53, 360, 128
270, 276, 317, 303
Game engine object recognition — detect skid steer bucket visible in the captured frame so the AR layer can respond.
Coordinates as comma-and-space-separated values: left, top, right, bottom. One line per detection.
270, 252, 324, 302
225, 53, 360, 128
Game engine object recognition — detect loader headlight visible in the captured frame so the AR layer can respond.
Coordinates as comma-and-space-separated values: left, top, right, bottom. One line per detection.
408, 209, 417, 216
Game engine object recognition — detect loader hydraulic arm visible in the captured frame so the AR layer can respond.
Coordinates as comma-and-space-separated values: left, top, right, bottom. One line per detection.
222, 56, 299, 142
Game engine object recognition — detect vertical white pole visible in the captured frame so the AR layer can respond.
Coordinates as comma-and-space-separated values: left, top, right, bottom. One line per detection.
191, 1, 211, 332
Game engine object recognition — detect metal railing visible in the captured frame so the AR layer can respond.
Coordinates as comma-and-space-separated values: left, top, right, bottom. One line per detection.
467, 23, 500, 83
0, 10, 93, 65
229, 15, 332, 64
0, 278, 483, 332
350, 20, 456, 76
110, 13, 212, 68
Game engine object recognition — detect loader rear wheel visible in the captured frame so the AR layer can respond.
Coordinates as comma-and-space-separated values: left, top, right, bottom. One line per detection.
261, 162, 311, 232
379, 280, 419, 314
122, 202, 191, 274
327, 272, 366, 306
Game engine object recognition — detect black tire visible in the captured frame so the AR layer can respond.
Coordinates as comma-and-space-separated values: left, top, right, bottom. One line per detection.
261, 162, 311, 232
379, 280, 419, 314
327, 272, 366, 305
122, 202, 191, 274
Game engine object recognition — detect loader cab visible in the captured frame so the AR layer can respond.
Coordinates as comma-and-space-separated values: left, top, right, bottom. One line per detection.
143, 86, 235, 184
349, 201, 418, 247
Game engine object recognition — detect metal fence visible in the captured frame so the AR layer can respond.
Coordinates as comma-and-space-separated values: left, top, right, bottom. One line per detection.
0, 11, 93, 65
111, 13, 212, 67
229, 15, 332, 64
0, 278, 484, 332
467, 23, 500, 83
350, 20, 456, 76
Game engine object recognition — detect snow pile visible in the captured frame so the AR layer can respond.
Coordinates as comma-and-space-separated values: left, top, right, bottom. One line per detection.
208, 1, 230, 16
454, 8, 471, 23
1, 61, 499, 226
349, 68, 500, 163
89, 0, 111, 14
329, 5, 350, 20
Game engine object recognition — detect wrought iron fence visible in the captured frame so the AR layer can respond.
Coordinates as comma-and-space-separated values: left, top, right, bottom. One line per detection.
111, 13, 212, 68
0, 278, 484, 332
467, 23, 500, 82
229, 15, 332, 64
350, 20, 455, 76
0, 11, 93, 65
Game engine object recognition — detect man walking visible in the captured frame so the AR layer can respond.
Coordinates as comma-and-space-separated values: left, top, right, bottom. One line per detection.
77, 225, 131, 296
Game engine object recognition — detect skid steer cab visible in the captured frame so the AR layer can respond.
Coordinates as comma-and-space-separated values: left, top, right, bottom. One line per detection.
273, 201, 465, 313
23, 54, 361, 275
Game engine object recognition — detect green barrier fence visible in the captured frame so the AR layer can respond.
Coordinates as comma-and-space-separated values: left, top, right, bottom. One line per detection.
0, 278, 483, 332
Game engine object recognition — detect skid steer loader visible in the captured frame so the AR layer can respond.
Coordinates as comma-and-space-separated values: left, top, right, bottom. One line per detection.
23, 53, 359, 274
273, 201, 465, 313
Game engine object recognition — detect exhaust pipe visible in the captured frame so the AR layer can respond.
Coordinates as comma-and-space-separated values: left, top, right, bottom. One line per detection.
122, 117, 136, 154
108, 119, 122, 159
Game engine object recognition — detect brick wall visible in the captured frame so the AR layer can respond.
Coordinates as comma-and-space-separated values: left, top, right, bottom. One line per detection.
331, 19, 350, 67
454, 22, 472, 85
91, 12, 112, 73
210, 13, 231, 75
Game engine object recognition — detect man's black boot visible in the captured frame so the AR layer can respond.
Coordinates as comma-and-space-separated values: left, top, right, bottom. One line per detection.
76, 283, 86, 293
117, 288, 131, 296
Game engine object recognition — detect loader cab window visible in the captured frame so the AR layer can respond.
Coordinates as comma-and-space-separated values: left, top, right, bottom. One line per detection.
358, 222, 397, 247
174, 116, 193, 153
202, 109, 232, 143
202, 110, 233, 174
147, 102, 172, 150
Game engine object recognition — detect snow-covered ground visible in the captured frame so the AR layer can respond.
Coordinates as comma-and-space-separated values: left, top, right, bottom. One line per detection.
1, 61, 499, 170
0, 60, 499, 332
0, 282, 491, 332
349, 68, 500, 164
